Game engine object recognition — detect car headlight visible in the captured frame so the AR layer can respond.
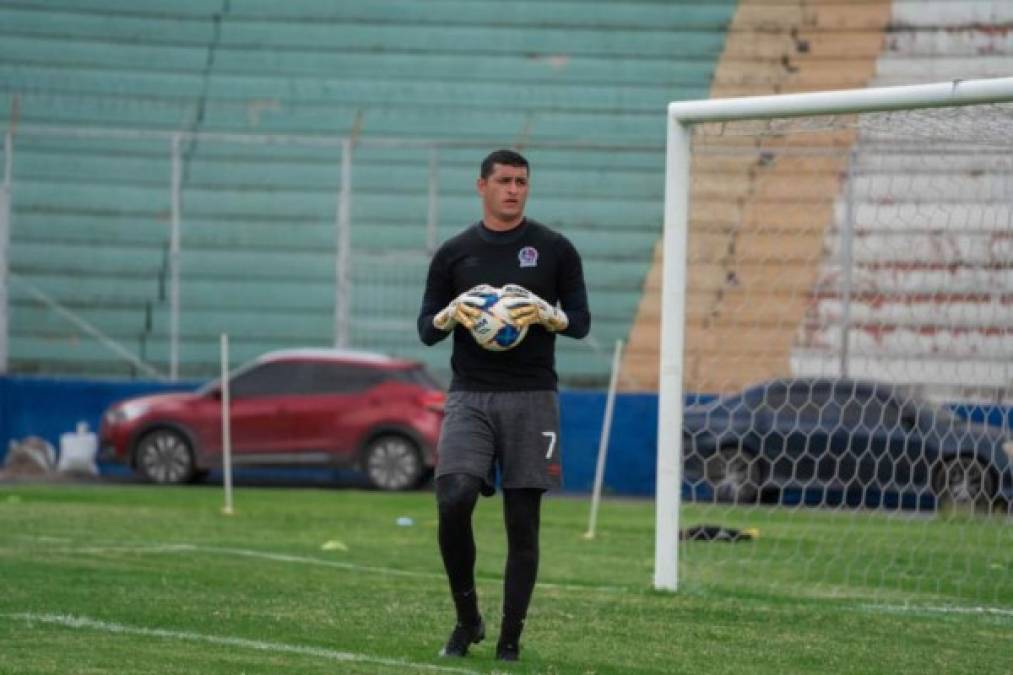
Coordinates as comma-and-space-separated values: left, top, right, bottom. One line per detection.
104, 409, 126, 425
106, 402, 150, 424
1004, 440, 1013, 462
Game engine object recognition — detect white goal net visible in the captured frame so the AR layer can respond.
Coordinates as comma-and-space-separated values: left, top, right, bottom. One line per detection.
659, 79, 1013, 609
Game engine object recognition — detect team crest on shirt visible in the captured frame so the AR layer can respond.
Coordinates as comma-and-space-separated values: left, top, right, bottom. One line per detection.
518, 246, 539, 268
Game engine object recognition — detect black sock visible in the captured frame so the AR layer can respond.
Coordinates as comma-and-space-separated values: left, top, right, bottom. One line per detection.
498, 617, 524, 647
500, 488, 543, 643
451, 588, 481, 627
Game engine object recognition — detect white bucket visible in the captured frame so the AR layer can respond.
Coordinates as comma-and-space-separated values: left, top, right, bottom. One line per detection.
58, 421, 99, 476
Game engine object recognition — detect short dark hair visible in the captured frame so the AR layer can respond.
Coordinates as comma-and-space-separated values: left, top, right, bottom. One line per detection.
480, 149, 530, 179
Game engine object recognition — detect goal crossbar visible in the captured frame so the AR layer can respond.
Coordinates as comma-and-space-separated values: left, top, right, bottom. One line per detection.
656, 76, 1013, 591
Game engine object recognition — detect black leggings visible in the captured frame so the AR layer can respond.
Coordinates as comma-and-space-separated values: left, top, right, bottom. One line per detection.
436, 474, 542, 627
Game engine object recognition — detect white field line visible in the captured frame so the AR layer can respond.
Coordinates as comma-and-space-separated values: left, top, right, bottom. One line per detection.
11, 539, 1012, 617
13, 534, 73, 543
4, 612, 479, 675
860, 603, 1013, 619
64, 542, 626, 593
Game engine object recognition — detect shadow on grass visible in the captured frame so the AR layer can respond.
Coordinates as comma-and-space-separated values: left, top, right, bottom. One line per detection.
1, 463, 435, 492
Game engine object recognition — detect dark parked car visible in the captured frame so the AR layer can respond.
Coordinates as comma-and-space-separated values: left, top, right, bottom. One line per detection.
100, 349, 446, 490
682, 378, 1013, 510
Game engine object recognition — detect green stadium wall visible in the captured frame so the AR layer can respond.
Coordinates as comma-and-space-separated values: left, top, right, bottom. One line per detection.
0, 0, 739, 386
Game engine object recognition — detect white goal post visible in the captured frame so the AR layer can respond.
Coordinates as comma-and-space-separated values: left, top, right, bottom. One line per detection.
656, 77, 1013, 591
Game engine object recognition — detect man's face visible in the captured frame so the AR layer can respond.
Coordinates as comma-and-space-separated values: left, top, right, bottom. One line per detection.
477, 163, 529, 224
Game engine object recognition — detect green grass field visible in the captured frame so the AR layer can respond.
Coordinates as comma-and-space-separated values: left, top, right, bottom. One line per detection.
1, 483, 1010, 674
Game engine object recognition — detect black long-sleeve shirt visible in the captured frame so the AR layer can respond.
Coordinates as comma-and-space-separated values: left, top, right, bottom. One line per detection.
417, 218, 590, 391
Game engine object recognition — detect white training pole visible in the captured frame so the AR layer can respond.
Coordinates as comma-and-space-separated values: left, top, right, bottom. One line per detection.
584, 339, 624, 540
220, 333, 234, 516
169, 133, 182, 381
0, 131, 11, 374
334, 138, 352, 348
425, 147, 439, 254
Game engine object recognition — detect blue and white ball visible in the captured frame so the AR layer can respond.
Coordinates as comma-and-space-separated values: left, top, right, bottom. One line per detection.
468, 288, 528, 352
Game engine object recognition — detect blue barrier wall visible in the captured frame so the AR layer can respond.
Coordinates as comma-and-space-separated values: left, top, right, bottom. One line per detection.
559, 391, 660, 495
2, 376, 1010, 495
0, 375, 663, 493
0, 376, 199, 462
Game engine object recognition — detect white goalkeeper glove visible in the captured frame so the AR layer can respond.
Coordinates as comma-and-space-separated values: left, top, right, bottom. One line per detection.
433, 284, 495, 331
501, 284, 569, 332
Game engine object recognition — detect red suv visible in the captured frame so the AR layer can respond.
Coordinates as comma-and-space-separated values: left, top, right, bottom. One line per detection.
100, 349, 446, 490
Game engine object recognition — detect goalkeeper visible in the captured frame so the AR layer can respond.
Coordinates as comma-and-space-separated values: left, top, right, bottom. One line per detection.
417, 149, 590, 662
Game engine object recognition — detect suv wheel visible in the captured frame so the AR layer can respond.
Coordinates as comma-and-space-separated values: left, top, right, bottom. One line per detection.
933, 456, 995, 512
135, 429, 195, 485
363, 435, 422, 491
705, 446, 760, 504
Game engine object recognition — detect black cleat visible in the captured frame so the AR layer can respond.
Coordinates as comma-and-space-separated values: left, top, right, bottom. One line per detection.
439, 618, 485, 657
495, 641, 520, 662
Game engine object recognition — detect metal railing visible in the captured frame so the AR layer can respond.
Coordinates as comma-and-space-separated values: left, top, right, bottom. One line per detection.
1, 125, 652, 379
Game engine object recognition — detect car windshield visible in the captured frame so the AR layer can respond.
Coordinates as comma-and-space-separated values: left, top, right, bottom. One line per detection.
392, 366, 445, 390
693, 392, 748, 412
196, 358, 262, 396
897, 389, 961, 425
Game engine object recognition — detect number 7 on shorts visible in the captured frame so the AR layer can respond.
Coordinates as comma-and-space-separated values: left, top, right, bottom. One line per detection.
541, 431, 556, 459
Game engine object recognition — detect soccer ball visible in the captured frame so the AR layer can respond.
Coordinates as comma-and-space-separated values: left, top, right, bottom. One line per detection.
468, 288, 528, 351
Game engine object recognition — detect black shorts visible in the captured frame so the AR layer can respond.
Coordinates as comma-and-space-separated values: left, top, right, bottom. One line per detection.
436, 390, 562, 491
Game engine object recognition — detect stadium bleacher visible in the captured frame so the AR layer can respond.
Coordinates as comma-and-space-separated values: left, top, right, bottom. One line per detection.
622, 0, 1012, 403
3, 0, 1007, 399
0, 0, 737, 383
796, 0, 1013, 401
